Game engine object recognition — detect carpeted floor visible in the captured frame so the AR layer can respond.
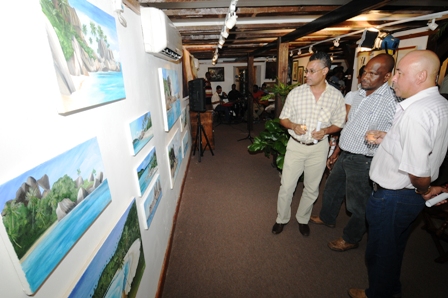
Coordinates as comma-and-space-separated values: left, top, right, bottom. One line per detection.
160, 121, 448, 298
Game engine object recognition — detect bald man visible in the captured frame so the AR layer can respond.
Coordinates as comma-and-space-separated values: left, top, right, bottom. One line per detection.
348, 50, 448, 298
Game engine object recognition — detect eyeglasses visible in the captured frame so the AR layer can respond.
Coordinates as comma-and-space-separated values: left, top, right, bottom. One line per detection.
304, 68, 325, 74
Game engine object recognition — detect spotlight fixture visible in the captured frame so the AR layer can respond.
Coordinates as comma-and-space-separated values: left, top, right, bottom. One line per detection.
225, 12, 238, 29
309, 46, 314, 54
428, 18, 438, 31
297, 49, 301, 55
221, 26, 229, 38
218, 44, 223, 49
330, 54, 334, 61
229, 0, 238, 13
290, 51, 293, 57
218, 36, 225, 46
212, 60, 216, 65
333, 38, 340, 47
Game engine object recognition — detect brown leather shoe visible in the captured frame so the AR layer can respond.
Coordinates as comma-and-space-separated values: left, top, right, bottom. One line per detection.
348, 288, 366, 298
328, 237, 359, 252
310, 215, 335, 228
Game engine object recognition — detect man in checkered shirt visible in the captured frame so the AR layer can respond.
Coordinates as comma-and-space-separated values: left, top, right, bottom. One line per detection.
310, 54, 397, 251
272, 52, 346, 237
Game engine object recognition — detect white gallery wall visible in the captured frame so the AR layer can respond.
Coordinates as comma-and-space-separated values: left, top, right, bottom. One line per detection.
0, 1, 188, 297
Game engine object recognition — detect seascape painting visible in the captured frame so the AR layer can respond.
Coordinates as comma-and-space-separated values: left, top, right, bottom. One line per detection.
140, 175, 162, 230
129, 111, 154, 155
68, 199, 145, 298
0, 138, 111, 294
41, 0, 126, 114
182, 130, 190, 158
180, 106, 189, 132
166, 129, 182, 189
136, 147, 158, 196
158, 68, 181, 131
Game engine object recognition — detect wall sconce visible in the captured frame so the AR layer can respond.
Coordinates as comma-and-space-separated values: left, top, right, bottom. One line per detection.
309, 46, 314, 54
428, 19, 438, 31
333, 38, 340, 47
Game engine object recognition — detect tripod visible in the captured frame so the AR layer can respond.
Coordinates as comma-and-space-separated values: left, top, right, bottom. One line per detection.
238, 92, 254, 143
192, 111, 214, 162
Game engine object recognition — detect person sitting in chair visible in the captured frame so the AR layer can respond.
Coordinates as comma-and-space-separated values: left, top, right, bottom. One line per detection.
212, 85, 231, 123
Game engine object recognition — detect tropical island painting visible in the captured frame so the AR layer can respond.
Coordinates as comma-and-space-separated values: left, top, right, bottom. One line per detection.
68, 199, 145, 298
140, 175, 163, 229
158, 68, 181, 131
136, 147, 158, 196
129, 111, 153, 155
41, 0, 126, 114
182, 130, 190, 158
0, 137, 111, 294
166, 129, 182, 189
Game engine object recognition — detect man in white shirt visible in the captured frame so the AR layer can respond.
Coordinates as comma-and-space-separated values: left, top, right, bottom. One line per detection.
211, 85, 230, 123
348, 50, 448, 298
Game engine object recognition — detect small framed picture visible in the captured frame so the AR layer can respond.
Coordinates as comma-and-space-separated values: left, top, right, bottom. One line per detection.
208, 67, 225, 81
292, 61, 298, 81
297, 66, 304, 85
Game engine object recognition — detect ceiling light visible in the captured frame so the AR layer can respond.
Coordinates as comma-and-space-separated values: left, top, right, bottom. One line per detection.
333, 38, 340, 47
225, 12, 238, 29
330, 54, 334, 61
229, 0, 238, 14
218, 36, 225, 46
290, 51, 293, 57
297, 49, 301, 55
218, 44, 223, 49
221, 26, 229, 38
428, 18, 438, 31
309, 46, 314, 54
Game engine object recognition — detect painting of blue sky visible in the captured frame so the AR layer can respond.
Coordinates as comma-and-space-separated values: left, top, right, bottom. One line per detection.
129, 111, 154, 155
136, 147, 158, 196
158, 68, 181, 131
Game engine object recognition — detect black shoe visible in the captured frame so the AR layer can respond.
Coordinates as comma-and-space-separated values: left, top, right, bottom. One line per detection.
298, 223, 310, 237
272, 222, 286, 234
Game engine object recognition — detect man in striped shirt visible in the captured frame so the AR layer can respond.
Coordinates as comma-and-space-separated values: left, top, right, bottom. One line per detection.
272, 52, 346, 237
310, 54, 397, 251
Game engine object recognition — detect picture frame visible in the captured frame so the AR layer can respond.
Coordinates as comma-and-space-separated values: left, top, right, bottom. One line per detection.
129, 111, 153, 156
136, 146, 158, 196
208, 67, 225, 81
297, 66, 304, 85
140, 175, 162, 230
166, 129, 182, 189
292, 61, 298, 81
158, 68, 182, 132
265, 62, 277, 80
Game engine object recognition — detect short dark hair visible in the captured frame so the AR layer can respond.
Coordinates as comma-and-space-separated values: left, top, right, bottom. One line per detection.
358, 65, 366, 78
216, 85, 222, 90
309, 52, 332, 69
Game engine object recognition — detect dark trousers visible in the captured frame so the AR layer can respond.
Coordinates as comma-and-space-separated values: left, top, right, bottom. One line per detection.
319, 151, 372, 243
365, 188, 425, 297
214, 105, 230, 122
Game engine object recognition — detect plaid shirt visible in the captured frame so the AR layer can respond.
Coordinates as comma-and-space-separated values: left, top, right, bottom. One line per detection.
280, 82, 346, 143
340, 82, 397, 155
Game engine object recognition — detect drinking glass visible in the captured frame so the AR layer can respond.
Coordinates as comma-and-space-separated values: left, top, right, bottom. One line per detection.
366, 122, 378, 155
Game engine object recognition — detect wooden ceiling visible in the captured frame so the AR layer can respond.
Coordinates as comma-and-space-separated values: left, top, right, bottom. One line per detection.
138, 0, 448, 62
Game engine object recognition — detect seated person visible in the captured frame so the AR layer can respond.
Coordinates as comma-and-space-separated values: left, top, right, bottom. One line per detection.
252, 84, 267, 120
228, 84, 243, 118
261, 83, 270, 95
211, 85, 231, 123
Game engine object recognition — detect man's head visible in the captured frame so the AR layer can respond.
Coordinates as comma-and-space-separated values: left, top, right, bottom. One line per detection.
216, 85, 222, 93
306, 52, 331, 87
253, 85, 259, 92
262, 83, 267, 90
206, 72, 211, 80
392, 50, 440, 99
231, 84, 236, 90
357, 65, 366, 84
360, 53, 395, 95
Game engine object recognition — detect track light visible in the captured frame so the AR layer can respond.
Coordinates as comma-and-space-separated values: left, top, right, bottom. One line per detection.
218, 36, 225, 46
428, 18, 438, 31
309, 46, 314, 54
297, 49, 301, 55
330, 54, 334, 61
290, 51, 293, 57
333, 38, 340, 47
229, 0, 238, 13
225, 12, 238, 29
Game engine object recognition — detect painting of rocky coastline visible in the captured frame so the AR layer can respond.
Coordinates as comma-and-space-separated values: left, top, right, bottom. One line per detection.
158, 68, 181, 131
68, 199, 145, 298
129, 111, 154, 155
140, 175, 162, 229
166, 129, 182, 189
0, 137, 111, 294
136, 147, 158, 196
41, 0, 126, 115
182, 130, 190, 158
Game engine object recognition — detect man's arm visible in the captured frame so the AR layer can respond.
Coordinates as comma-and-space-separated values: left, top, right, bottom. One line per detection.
311, 125, 342, 141
409, 174, 431, 195
280, 118, 306, 135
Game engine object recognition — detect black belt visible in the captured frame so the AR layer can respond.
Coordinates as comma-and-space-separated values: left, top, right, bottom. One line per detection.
372, 182, 413, 193
293, 138, 323, 146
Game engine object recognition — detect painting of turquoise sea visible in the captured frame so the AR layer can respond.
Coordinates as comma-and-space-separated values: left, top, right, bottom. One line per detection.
140, 175, 162, 229
68, 199, 145, 298
166, 129, 183, 189
158, 68, 181, 131
129, 111, 153, 155
0, 138, 111, 294
182, 130, 190, 158
136, 147, 158, 196
41, 0, 126, 114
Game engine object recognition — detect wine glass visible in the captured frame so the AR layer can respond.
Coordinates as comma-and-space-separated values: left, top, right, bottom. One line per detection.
366, 122, 378, 155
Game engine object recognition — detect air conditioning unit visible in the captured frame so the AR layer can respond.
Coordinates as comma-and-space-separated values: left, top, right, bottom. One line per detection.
141, 7, 183, 61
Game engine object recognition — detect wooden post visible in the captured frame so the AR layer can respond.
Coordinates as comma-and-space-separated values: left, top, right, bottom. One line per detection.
275, 38, 289, 118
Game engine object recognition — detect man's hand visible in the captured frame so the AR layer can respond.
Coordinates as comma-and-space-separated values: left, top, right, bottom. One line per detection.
291, 123, 307, 135
422, 185, 448, 206
365, 130, 387, 145
311, 128, 326, 141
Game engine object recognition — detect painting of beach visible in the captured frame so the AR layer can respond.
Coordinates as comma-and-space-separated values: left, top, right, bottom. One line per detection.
140, 175, 163, 229
158, 68, 181, 131
0, 137, 111, 294
166, 129, 182, 189
182, 130, 190, 158
41, 0, 126, 114
136, 147, 158, 196
129, 111, 154, 155
68, 199, 145, 298
180, 106, 189, 132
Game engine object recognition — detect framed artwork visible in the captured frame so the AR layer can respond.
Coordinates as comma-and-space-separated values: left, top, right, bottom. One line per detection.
180, 106, 189, 132
41, 0, 126, 115
182, 130, 190, 158
292, 61, 298, 81
208, 67, 225, 81
68, 199, 145, 298
297, 66, 304, 85
265, 61, 277, 79
166, 129, 183, 189
140, 175, 162, 230
158, 68, 182, 131
0, 138, 111, 294
129, 111, 153, 156
136, 147, 158, 196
